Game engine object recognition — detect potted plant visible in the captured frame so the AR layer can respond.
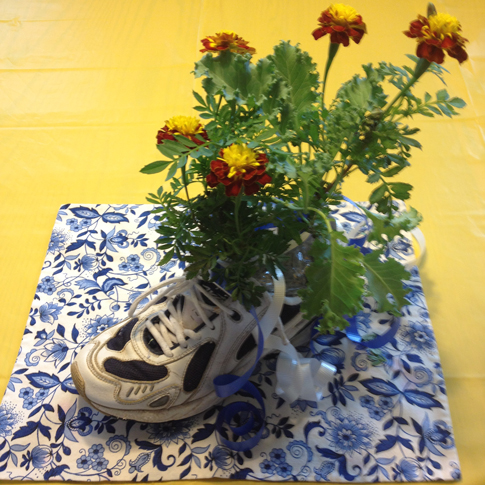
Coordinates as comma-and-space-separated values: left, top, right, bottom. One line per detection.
71, 2, 467, 429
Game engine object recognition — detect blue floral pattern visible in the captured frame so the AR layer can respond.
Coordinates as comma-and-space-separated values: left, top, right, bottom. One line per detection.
0, 202, 460, 481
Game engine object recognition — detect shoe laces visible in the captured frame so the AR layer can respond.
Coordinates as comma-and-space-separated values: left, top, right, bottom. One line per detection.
127, 277, 237, 357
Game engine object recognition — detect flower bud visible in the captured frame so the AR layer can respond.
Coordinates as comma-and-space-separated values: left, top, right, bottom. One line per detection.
427, 3, 437, 18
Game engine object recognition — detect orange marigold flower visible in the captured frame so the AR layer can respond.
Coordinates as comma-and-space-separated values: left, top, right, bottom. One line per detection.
206, 144, 271, 197
200, 31, 256, 55
156, 115, 208, 146
404, 12, 468, 64
312, 4, 366, 46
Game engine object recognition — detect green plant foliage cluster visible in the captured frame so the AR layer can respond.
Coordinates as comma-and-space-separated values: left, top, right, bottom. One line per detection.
141, 42, 465, 333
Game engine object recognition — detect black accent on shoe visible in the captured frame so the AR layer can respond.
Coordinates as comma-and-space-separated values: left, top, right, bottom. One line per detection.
144, 327, 164, 355
104, 358, 168, 382
183, 342, 216, 392
236, 303, 301, 360
199, 280, 230, 304
230, 311, 242, 322
280, 303, 301, 325
236, 334, 257, 360
107, 318, 138, 352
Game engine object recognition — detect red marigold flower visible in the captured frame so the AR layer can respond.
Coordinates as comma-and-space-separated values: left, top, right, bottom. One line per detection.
206, 144, 271, 197
404, 12, 468, 64
200, 31, 256, 55
156, 115, 208, 146
312, 4, 366, 46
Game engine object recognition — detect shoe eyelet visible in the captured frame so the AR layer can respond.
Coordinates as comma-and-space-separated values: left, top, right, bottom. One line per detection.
230, 311, 241, 322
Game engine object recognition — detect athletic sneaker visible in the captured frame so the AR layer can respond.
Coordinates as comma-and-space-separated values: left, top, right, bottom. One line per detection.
71, 274, 315, 422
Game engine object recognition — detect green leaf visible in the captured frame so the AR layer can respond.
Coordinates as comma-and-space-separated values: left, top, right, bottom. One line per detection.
191, 146, 213, 158
405, 54, 419, 63
193, 90, 206, 106
176, 155, 188, 169
357, 205, 422, 245
448, 97, 466, 108
173, 135, 198, 148
367, 172, 381, 184
363, 251, 411, 314
270, 41, 319, 116
157, 144, 177, 159
437, 103, 453, 118
162, 139, 191, 155
247, 57, 277, 104
436, 89, 449, 101
194, 51, 274, 105
300, 234, 365, 329
381, 165, 405, 177
159, 249, 175, 266
140, 160, 172, 174
369, 184, 387, 203
389, 182, 413, 200
344, 77, 372, 109
309, 123, 320, 144
262, 77, 291, 118
399, 136, 422, 149
427, 105, 441, 116
165, 162, 178, 181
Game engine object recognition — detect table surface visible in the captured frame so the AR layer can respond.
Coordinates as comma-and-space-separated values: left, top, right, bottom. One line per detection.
1, 1, 484, 484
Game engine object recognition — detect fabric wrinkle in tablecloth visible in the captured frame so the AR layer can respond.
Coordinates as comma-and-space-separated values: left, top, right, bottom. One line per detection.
0, 202, 460, 482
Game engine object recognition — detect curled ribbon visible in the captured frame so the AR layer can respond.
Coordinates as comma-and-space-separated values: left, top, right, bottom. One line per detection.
213, 271, 336, 451
266, 334, 336, 402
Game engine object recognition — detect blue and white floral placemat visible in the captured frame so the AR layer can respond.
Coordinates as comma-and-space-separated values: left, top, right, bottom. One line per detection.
0, 203, 460, 482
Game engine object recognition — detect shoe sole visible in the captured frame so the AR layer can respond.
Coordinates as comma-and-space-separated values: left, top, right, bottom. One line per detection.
71, 314, 316, 423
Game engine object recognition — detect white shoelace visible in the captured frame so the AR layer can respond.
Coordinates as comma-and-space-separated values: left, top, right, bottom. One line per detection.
128, 277, 237, 357
127, 273, 335, 402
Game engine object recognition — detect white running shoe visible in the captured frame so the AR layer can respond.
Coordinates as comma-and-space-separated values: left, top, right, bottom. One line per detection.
71, 275, 315, 422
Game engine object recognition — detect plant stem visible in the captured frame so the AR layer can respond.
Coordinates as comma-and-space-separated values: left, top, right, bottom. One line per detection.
302, 176, 309, 211
229, 99, 237, 126
234, 188, 243, 237
321, 42, 340, 107
382, 58, 431, 117
181, 166, 197, 224
307, 207, 333, 233
216, 95, 223, 115
326, 161, 354, 194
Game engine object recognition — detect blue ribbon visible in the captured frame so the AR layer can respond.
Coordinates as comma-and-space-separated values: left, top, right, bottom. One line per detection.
212, 308, 266, 452
345, 314, 401, 349
310, 314, 400, 351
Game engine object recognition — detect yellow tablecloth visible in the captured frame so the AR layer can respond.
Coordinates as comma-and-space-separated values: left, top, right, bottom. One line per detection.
1, 1, 484, 483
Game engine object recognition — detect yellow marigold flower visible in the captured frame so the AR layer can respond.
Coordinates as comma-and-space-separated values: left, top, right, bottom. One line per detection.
313, 4, 366, 46
200, 31, 256, 55
220, 144, 260, 179
165, 116, 204, 137
156, 116, 208, 146
207, 144, 271, 196
404, 11, 468, 64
